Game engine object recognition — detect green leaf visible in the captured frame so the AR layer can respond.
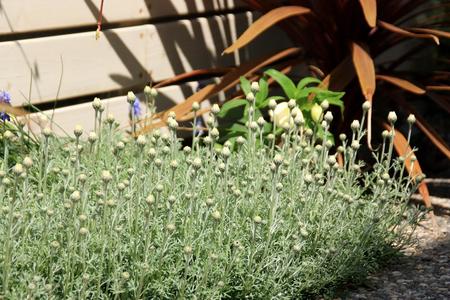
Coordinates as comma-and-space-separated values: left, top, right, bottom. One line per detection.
240, 76, 251, 95
296, 77, 321, 90
255, 77, 269, 107
264, 69, 297, 99
217, 99, 248, 119
259, 95, 285, 108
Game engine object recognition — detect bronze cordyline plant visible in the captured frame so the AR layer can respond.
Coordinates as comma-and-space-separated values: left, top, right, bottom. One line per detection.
94, 1, 450, 207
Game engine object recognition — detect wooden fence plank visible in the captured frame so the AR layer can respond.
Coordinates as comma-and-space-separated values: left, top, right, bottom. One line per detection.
0, 12, 290, 107
0, 0, 246, 34
25, 82, 205, 137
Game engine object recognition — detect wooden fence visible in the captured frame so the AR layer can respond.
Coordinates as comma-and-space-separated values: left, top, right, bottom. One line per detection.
0, 0, 290, 135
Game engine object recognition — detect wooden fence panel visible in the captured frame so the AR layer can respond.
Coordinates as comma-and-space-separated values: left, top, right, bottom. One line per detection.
0, 12, 289, 106
0, 0, 245, 34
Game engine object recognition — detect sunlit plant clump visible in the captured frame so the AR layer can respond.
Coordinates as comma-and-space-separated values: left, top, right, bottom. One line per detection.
0, 88, 424, 299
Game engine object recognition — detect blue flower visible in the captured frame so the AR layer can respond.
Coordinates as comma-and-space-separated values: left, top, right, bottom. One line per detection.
0, 90, 11, 121
132, 97, 141, 117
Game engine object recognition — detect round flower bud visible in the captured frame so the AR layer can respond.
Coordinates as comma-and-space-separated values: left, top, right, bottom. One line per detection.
324, 111, 333, 123
253, 215, 262, 224
351, 140, 360, 150
350, 120, 360, 131
311, 103, 323, 123
150, 88, 158, 97
167, 160, 177, 171
42, 127, 52, 138
251, 81, 260, 93
246, 92, 255, 103
190, 101, 200, 112
23, 157, 33, 169
288, 99, 296, 109
211, 104, 220, 115
274, 154, 283, 165
13, 163, 24, 176
145, 194, 155, 206
362, 101, 371, 112
144, 85, 152, 95
211, 210, 221, 220
266, 134, 275, 141
203, 136, 212, 145
268, 99, 277, 110
127, 91, 136, 104
166, 223, 176, 232
210, 127, 219, 138
73, 125, 83, 137
79, 227, 89, 236
320, 100, 329, 110
222, 147, 231, 158
327, 155, 336, 165
387, 111, 398, 124
236, 136, 246, 145
136, 135, 146, 146
249, 121, 258, 131
381, 173, 390, 181
382, 130, 389, 139
337, 146, 345, 153
339, 133, 346, 142
325, 140, 333, 149
184, 245, 193, 255
70, 190, 81, 202
293, 244, 301, 252
192, 157, 202, 169
101, 170, 112, 183
92, 97, 102, 110
205, 198, 214, 207
304, 174, 313, 184
155, 184, 164, 193
257, 116, 266, 127
106, 113, 115, 125
88, 132, 98, 144
121, 272, 130, 281
407, 114, 416, 125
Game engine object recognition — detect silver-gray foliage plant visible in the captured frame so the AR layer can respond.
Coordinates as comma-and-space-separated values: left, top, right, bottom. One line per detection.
0, 96, 425, 299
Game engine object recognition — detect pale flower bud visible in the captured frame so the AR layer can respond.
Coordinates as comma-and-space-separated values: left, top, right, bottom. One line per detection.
257, 116, 266, 127
311, 103, 323, 123
210, 127, 219, 138
362, 101, 371, 112
13, 163, 24, 176
388, 111, 397, 124
288, 99, 296, 109
268, 99, 277, 110
222, 147, 231, 158
407, 114, 416, 125
320, 100, 329, 110
270, 102, 293, 129
350, 120, 360, 131
324, 111, 333, 123
246, 92, 255, 103
92, 97, 102, 110
136, 135, 146, 146
192, 101, 200, 112
211, 104, 220, 115
250, 81, 259, 93
88, 132, 98, 143
127, 91, 136, 104
74, 125, 83, 137
23, 157, 33, 168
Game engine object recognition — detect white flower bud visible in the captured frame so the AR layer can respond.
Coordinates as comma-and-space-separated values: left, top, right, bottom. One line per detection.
101, 170, 112, 183
203, 136, 212, 144
168, 118, 178, 130
236, 136, 246, 145
351, 140, 360, 150
249, 121, 258, 131
257, 117, 266, 127
251, 81, 259, 93
210, 127, 219, 138
222, 147, 231, 158
320, 100, 329, 110
192, 101, 200, 112
268, 99, 277, 110
253, 215, 262, 224
13, 163, 24, 175
192, 157, 202, 169
136, 135, 146, 146
288, 99, 296, 109
388, 111, 397, 124
23, 157, 33, 168
362, 101, 371, 111
150, 88, 158, 97
324, 111, 333, 123
274, 154, 283, 165
311, 103, 323, 123
106, 113, 115, 124
246, 92, 255, 103
211, 104, 220, 115
350, 120, 360, 131
407, 114, 416, 125
88, 132, 98, 143
211, 210, 221, 220
127, 91, 136, 104
70, 191, 81, 202
92, 97, 102, 110
42, 127, 52, 138
73, 125, 83, 137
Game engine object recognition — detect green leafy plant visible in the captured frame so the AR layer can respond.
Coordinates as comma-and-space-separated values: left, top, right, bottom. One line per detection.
0, 96, 425, 299
217, 70, 344, 145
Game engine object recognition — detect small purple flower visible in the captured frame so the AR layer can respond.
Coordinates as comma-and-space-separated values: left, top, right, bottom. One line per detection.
132, 97, 141, 117
0, 90, 11, 121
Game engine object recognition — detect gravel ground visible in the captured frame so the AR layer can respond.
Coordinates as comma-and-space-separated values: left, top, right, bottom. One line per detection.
341, 194, 450, 300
